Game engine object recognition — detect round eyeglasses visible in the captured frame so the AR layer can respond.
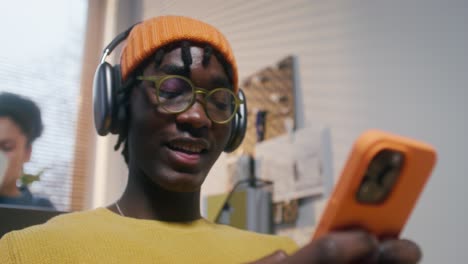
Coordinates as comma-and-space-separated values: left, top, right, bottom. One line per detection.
137, 75, 244, 124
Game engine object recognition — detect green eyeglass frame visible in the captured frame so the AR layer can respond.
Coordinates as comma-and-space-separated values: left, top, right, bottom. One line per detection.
137, 75, 244, 124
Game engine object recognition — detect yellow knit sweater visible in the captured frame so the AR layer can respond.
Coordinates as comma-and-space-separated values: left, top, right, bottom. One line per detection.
0, 208, 298, 263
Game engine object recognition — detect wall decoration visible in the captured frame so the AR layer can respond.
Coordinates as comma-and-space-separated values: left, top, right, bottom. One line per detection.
233, 56, 297, 155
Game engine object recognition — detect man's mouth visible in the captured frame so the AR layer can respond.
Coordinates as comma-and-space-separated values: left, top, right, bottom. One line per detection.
166, 139, 209, 155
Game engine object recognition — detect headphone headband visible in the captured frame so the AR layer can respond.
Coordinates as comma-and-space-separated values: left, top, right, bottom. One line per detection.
100, 24, 139, 64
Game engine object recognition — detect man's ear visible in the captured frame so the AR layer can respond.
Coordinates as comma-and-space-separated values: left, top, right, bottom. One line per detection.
24, 144, 32, 162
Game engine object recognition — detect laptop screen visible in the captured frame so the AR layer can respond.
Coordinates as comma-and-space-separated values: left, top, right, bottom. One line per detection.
0, 204, 66, 237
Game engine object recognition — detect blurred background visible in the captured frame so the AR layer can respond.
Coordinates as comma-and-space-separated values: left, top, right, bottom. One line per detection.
0, 1, 467, 263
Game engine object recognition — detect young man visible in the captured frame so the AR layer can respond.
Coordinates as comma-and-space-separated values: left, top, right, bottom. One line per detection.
0, 92, 54, 209
0, 16, 421, 263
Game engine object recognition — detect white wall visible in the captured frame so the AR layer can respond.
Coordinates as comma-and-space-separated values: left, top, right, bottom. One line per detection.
97, 0, 468, 262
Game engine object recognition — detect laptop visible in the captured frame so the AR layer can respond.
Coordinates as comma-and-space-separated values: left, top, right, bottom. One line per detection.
0, 204, 66, 237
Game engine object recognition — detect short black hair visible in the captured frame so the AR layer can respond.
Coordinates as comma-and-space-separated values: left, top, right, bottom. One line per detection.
0, 92, 43, 145
114, 42, 234, 164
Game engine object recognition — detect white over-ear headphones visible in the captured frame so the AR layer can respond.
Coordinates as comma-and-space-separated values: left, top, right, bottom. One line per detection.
92, 25, 247, 153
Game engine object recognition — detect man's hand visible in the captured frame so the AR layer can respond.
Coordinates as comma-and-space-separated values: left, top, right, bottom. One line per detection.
251, 230, 422, 263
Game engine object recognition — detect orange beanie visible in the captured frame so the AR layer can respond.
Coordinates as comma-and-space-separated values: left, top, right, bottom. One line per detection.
120, 15, 238, 93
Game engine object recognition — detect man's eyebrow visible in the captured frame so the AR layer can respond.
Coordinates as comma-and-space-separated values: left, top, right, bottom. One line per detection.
211, 76, 232, 89
157, 64, 190, 77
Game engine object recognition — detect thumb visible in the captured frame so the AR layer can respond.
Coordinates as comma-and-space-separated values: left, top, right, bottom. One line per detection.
288, 230, 379, 263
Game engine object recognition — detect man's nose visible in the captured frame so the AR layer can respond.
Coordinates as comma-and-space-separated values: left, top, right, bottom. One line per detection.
175, 99, 212, 129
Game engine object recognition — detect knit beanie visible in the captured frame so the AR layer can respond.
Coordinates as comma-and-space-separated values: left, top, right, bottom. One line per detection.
120, 15, 238, 92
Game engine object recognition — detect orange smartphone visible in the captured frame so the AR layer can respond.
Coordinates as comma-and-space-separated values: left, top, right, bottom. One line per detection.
312, 130, 437, 240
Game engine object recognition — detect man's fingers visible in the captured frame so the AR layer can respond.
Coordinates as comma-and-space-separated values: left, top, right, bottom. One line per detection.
249, 233, 421, 264
378, 239, 422, 264
288, 230, 379, 263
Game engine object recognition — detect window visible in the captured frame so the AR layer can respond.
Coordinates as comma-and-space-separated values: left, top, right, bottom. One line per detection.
0, 0, 88, 211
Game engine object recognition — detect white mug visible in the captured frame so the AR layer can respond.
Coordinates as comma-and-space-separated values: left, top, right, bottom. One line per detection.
0, 151, 8, 187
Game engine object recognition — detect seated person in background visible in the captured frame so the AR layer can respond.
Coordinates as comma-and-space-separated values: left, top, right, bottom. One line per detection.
0, 92, 54, 209
0, 16, 420, 263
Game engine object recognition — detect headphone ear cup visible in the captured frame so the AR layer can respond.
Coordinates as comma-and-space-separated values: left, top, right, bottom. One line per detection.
93, 62, 116, 136
224, 89, 247, 153
93, 23, 139, 137
110, 64, 123, 134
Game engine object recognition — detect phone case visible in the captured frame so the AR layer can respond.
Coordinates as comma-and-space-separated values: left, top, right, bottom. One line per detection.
312, 130, 437, 240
